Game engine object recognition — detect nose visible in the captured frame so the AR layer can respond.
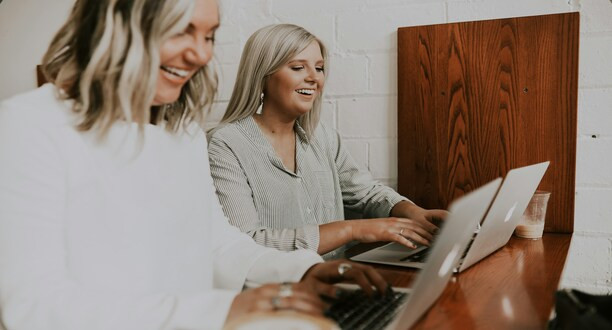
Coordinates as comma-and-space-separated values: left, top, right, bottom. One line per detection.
186, 38, 213, 66
305, 68, 319, 84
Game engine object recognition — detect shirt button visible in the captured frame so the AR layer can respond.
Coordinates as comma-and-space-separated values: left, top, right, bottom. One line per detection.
306, 207, 311, 214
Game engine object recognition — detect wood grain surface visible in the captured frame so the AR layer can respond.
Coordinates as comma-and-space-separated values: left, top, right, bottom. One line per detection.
397, 13, 579, 233
346, 234, 572, 329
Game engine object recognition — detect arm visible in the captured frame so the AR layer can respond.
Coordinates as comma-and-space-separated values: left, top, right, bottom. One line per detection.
328, 128, 408, 218
208, 136, 319, 252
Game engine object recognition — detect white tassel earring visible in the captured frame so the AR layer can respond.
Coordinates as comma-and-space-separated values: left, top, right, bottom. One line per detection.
255, 92, 264, 115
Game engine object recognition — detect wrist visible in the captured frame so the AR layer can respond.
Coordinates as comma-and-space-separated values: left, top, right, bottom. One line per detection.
391, 201, 421, 218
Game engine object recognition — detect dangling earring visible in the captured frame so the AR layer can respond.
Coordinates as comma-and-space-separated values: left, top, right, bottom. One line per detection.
255, 92, 264, 115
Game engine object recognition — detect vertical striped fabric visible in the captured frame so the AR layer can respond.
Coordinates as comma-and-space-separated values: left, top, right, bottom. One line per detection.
208, 116, 408, 258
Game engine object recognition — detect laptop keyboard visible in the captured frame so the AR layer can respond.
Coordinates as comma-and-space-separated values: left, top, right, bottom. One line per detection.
400, 247, 431, 262
325, 288, 407, 329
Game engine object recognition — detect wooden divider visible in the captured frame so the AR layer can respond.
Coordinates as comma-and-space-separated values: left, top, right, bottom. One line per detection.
397, 13, 579, 233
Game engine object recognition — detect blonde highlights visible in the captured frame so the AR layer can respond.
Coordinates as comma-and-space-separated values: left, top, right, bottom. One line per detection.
42, 0, 217, 138
219, 24, 327, 138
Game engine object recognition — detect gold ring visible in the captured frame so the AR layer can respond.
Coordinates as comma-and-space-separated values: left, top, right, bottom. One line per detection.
338, 263, 352, 277
278, 283, 293, 298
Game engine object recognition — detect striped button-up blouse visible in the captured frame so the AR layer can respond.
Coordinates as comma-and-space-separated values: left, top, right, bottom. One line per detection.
208, 116, 408, 257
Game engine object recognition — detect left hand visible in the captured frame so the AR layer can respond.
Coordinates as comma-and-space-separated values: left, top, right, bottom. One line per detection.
391, 201, 448, 231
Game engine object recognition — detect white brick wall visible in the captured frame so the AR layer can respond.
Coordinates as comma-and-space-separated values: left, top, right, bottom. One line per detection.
0, 0, 610, 294
211, 0, 612, 294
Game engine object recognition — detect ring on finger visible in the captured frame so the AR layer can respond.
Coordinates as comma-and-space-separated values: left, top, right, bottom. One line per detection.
399, 228, 405, 236
338, 263, 352, 277
271, 296, 282, 310
278, 282, 293, 298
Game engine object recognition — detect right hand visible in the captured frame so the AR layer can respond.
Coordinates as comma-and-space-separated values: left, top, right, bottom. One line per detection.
225, 282, 325, 324
300, 260, 389, 297
351, 217, 437, 249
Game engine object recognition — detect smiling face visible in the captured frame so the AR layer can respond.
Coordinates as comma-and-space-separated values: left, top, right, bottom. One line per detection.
153, 0, 219, 105
263, 41, 325, 119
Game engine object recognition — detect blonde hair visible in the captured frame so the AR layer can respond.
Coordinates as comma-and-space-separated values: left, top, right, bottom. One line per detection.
219, 24, 327, 138
41, 0, 217, 138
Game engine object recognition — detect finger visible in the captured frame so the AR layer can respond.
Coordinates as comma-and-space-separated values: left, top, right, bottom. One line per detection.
404, 230, 431, 247
284, 296, 325, 316
311, 281, 338, 299
405, 224, 435, 241
355, 264, 388, 294
289, 290, 327, 310
342, 267, 375, 296
428, 209, 449, 220
396, 217, 438, 234
392, 234, 418, 249
413, 217, 440, 234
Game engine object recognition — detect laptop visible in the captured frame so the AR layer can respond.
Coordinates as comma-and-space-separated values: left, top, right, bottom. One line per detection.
350, 161, 549, 272
326, 178, 502, 330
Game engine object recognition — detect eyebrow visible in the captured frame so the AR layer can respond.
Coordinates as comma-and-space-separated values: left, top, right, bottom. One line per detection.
186, 22, 221, 33
288, 59, 324, 65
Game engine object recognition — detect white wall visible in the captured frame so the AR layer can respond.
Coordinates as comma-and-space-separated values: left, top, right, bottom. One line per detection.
1, 0, 611, 294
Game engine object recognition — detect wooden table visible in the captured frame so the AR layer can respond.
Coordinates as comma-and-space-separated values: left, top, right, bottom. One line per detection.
345, 234, 572, 329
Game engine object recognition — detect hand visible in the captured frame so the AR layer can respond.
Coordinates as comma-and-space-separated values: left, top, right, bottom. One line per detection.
300, 260, 388, 297
225, 282, 325, 324
392, 201, 448, 228
350, 217, 436, 249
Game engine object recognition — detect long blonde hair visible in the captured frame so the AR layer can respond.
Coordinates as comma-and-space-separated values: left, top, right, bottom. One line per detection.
41, 0, 217, 138
219, 24, 327, 138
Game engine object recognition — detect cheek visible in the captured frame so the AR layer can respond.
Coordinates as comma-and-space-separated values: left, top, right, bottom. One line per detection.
159, 39, 182, 64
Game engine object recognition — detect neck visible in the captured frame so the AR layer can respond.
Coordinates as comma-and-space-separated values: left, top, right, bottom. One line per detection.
253, 112, 296, 136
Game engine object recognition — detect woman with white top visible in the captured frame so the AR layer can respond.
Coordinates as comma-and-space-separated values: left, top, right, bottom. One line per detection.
0, 2, 387, 329
208, 24, 448, 259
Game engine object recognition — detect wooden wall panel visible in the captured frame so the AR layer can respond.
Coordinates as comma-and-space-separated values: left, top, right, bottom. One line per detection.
397, 13, 579, 233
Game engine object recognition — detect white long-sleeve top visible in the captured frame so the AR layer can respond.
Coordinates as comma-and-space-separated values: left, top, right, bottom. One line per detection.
0, 84, 323, 330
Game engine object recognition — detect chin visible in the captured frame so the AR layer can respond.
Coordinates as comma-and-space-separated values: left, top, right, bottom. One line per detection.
153, 90, 181, 106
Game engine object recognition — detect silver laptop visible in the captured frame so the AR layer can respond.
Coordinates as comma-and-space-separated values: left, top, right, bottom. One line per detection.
350, 161, 549, 273
329, 178, 502, 329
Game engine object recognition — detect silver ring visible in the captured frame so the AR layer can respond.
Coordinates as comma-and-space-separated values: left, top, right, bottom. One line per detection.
399, 228, 405, 236
271, 296, 282, 310
278, 283, 293, 298
338, 263, 352, 277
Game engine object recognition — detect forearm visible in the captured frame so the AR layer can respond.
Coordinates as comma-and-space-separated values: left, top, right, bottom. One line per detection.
390, 200, 420, 218
318, 221, 355, 254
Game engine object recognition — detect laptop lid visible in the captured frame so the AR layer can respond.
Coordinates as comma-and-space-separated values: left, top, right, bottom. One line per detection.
457, 161, 549, 272
386, 178, 502, 329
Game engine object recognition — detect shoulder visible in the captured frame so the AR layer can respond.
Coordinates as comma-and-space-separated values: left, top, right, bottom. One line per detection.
311, 121, 340, 152
0, 85, 73, 167
0, 84, 73, 129
208, 118, 256, 150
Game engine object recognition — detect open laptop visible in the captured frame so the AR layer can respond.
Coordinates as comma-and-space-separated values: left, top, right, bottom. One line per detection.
350, 161, 549, 272
326, 178, 502, 330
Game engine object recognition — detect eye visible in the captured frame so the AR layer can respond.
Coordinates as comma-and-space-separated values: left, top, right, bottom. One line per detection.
205, 33, 216, 44
316, 66, 325, 73
291, 66, 304, 71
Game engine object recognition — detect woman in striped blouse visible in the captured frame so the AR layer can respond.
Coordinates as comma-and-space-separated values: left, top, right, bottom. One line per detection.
208, 24, 447, 258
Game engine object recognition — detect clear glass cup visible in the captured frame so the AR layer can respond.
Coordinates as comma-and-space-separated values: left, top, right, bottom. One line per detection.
515, 190, 551, 239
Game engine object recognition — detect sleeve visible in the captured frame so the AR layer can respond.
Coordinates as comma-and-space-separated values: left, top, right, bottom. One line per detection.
207, 135, 320, 252
0, 103, 237, 330
327, 127, 411, 218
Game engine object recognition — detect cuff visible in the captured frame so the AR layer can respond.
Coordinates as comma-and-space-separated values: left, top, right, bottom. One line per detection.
297, 225, 321, 251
